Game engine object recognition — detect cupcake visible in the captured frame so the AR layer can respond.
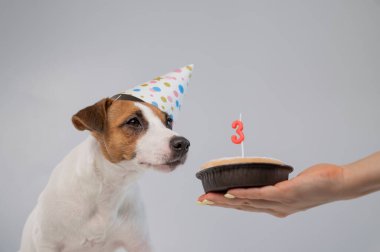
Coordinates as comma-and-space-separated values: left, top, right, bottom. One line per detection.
196, 156, 293, 193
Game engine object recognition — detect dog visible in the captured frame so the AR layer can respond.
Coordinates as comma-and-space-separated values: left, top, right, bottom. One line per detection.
19, 97, 190, 252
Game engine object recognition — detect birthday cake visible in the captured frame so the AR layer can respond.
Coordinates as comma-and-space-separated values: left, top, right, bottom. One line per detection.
196, 118, 293, 193
196, 156, 293, 193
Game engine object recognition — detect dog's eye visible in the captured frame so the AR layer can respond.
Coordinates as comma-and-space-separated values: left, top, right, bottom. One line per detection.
166, 117, 173, 129
125, 117, 142, 128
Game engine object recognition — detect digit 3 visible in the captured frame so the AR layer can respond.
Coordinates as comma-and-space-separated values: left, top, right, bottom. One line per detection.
231, 120, 245, 144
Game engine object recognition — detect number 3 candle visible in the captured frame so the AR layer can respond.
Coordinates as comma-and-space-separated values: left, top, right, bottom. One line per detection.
231, 113, 245, 157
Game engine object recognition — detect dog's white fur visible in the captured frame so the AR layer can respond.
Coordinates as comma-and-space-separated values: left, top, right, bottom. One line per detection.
20, 102, 180, 252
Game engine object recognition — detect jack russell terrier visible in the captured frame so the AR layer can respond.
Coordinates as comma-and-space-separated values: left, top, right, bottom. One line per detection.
19, 95, 190, 252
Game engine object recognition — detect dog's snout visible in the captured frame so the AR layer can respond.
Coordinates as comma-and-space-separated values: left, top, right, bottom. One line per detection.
170, 136, 190, 154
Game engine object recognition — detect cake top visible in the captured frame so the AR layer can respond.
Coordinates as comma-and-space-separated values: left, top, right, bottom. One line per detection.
201, 156, 286, 170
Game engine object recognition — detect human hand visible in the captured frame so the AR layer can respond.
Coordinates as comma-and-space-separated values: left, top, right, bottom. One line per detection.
197, 163, 348, 218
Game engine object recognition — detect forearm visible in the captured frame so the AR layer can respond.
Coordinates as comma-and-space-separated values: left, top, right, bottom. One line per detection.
342, 151, 380, 199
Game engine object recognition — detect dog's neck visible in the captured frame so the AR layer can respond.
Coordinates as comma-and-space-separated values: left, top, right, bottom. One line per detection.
79, 136, 144, 213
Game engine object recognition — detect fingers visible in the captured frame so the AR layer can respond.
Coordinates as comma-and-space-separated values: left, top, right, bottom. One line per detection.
197, 187, 298, 217
202, 192, 280, 210
207, 202, 288, 218
197, 192, 292, 216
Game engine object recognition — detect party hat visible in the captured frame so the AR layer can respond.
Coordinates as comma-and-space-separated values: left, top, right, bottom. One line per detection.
113, 64, 193, 121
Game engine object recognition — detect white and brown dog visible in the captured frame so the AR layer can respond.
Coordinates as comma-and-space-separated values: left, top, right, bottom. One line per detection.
19, 96, 190, 252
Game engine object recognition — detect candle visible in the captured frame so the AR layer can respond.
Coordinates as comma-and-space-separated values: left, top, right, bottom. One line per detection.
231, 113, 245, 157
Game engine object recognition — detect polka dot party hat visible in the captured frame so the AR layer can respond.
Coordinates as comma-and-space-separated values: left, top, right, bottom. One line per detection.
113, 64, 194, 121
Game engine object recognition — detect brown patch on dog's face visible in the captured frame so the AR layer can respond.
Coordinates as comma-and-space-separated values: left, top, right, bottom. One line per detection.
73, 99, 150, 163
96, 100, 147, 162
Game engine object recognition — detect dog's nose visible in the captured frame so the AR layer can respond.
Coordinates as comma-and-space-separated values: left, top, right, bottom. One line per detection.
170, 136, 190, 154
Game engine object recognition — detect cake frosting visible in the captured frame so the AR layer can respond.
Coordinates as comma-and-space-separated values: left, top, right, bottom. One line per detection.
201, 156, 285, 170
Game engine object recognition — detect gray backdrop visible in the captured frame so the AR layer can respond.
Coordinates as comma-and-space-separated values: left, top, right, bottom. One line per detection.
1, 0, 380, 251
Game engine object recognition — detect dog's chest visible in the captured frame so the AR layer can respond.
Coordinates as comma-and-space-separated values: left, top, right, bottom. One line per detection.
60, 183, 143, 251
64, 206, 136, 251
83, 215, 119, 247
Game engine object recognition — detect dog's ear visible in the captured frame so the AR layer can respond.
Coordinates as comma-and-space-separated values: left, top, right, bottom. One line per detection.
72, 98, 113, 132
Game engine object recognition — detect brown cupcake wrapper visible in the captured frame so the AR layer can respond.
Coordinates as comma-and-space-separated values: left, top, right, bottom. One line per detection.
196, 163, 293, 193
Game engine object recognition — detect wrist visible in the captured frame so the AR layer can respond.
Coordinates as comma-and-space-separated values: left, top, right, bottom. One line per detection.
325, 164, 355, 201
340, 164, 361, 200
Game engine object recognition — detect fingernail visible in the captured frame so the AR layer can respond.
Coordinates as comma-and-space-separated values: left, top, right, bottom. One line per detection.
196, 200, 205, 205
224, 193, 236, 199
202, 199, 215, 205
